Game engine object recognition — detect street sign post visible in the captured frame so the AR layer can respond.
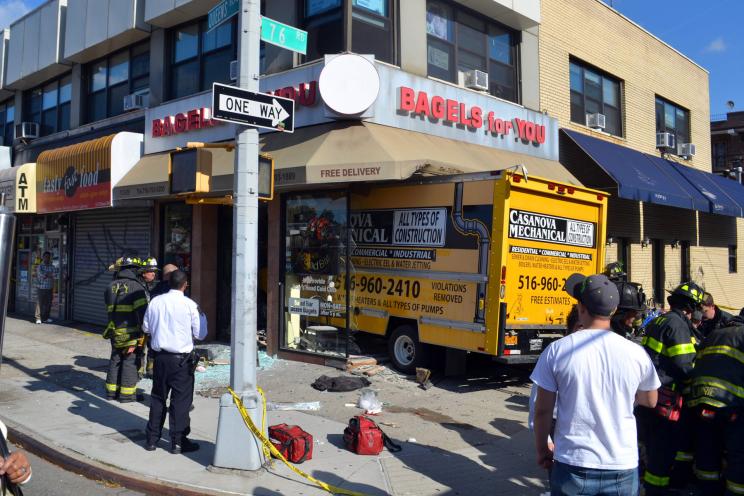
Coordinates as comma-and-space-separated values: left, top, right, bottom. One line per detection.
260, 16, 308, 55
211, 83, 295, 132
208, 0, 239, 31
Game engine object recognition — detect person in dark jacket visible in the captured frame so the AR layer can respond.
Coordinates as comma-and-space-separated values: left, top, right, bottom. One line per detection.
699, 292, 734, 339
103, 256, 148, 403
639, 282, 704, 495
610, 281, 646, 338
149, 263, 178, 299
686, 317, 744, 495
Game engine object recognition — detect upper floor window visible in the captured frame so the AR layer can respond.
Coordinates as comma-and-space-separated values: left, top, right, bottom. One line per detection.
713, 142, 727, 170
0, 101, 13, 146
426, 1, 519, 103
655, 97, 689, 147
569, 60, 622, 136
24, 75, 71, 137
301, 0, 396, 64
169, 18, 237, 100
86, 41, 150, 123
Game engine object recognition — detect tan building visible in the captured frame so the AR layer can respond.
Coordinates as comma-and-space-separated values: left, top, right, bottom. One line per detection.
540, 0, 744, 311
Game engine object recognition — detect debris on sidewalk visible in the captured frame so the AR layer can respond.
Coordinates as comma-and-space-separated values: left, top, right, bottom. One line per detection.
416, 367, 434, 390
267, 401, 321, 411
357, 389, 383, 414
311, 374, 370, 392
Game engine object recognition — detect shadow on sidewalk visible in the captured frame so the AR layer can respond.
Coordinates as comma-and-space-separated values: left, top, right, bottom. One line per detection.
3, 357, 215, 467
377, 419, 543, 495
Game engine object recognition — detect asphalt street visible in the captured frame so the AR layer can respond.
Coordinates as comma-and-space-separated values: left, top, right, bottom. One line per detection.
12, 441, 144, 496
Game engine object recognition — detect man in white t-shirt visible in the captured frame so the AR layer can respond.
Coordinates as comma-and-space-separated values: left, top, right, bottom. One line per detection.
531, 273, 661, 495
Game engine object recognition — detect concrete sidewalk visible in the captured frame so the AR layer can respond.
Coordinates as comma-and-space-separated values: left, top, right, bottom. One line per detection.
0, 317, 546, 495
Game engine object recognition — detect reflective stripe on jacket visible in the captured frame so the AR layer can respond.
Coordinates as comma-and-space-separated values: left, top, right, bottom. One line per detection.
687, 322, 744, 409
103, 268, 148, 348
642, 308, 697, 389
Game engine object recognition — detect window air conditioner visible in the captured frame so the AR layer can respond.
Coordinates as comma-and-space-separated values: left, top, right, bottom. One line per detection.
463, 69, 489, 91
586, 113, 606, 130
14, 122, 39, 140
230, 60, 238, 81
123, 93, 149, 111
678, 143, 696, 158
656, 132, 675, 149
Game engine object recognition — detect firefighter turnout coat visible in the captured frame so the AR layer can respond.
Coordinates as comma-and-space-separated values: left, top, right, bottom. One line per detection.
688, 319, 744, 409
642, 308, 698, 389
103, 268, 148, 348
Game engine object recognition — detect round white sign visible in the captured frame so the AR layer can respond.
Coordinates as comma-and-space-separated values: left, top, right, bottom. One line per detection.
319, 54, 380, 115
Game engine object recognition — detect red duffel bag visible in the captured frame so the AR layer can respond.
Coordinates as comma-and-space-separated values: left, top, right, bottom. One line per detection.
343, 416, 401, 455
269, 424, 313, 463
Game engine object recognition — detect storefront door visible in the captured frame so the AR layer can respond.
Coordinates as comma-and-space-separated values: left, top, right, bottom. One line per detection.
282, 191, 351, 357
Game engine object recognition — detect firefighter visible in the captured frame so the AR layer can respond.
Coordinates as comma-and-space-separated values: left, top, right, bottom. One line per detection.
603, 261, 627, 282
610, 281, 646, 339
103, 256, 148, 403
638, 282, 704, 495
138, 257, 159, 379
686, 318, 744, 495
699, 292, 734, 339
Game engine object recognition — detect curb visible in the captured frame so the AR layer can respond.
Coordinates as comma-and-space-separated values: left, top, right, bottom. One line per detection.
3, 418, 236, 496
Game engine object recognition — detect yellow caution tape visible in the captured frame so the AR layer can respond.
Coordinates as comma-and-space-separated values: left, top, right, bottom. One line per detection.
718, 304, 741, 312
228, 387, 371, 496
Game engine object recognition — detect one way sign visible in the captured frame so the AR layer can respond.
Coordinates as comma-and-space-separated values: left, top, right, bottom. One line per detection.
212, 82, 295, 133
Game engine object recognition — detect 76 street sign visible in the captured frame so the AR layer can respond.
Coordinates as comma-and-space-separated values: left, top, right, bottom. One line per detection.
211, 83, 295, 133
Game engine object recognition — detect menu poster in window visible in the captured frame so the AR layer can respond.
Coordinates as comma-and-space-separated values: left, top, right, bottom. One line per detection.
426, 5, 449, 40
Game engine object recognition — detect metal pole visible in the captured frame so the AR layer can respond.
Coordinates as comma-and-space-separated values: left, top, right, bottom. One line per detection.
0, 193, 15, 370
212, 0, 265, 471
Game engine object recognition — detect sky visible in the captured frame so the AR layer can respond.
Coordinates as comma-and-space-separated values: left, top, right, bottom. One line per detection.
1, 0, 741, 117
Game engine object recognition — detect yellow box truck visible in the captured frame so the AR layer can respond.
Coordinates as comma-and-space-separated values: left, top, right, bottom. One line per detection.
332, 170, 608, 372
285, 170, 607, 371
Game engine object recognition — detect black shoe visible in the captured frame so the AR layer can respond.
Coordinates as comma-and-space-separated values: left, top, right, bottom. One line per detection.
144, 441, 157, 451
106, 394, 118, 401
171, 438, 199, 454
118, 396, 135, 403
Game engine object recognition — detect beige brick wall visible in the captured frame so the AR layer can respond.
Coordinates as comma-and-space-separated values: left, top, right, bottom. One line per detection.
630, 243, 653, 302
540, 0, 711, 172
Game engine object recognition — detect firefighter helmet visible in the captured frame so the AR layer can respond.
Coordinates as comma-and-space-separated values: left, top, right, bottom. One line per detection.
108, 255, 140, 272
668, 282, 705, 309
603, 262, 626, 282
615, 281, 646, 312
140, 256, 159, 272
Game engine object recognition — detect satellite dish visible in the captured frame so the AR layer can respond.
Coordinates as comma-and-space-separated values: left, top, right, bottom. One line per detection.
727, 100, 735, 109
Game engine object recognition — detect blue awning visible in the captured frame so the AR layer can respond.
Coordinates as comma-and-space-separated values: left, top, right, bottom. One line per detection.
707, 172, 744, 215
645, 156, 732, 215
665, 160, 742, 217
561, 129, 698, 210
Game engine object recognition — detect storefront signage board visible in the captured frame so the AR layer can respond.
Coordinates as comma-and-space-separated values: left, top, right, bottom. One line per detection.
15, 164, 35, 213
36, 133, 143, 214
261, 16, 307, 55
145, 61, 559, 161
212, 83, 295, 132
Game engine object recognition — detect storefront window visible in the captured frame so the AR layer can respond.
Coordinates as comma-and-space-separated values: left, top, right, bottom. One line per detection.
283, 192, 351, 357
163, 204, 193, 274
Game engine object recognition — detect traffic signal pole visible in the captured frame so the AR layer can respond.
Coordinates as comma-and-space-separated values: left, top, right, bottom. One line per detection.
212, 0, 265, 471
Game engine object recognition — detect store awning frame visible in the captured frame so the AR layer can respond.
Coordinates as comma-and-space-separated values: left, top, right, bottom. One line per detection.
116, 122, 580, 200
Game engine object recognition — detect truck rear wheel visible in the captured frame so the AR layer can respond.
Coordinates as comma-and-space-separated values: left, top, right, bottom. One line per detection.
388, 325, 427, 374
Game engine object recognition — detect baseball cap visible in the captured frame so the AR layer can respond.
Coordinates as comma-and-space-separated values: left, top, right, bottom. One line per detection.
565, 273, 619, 317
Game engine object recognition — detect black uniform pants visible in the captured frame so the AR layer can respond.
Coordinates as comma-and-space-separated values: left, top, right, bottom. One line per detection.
694, 407, 744, 496
146, 352, 194, 445
670, 407, 697, 488
105, 344, 139, 400
638, 406, 682, 495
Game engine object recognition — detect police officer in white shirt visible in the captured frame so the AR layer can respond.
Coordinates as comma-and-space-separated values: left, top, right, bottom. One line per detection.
142, 270, 207, 454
